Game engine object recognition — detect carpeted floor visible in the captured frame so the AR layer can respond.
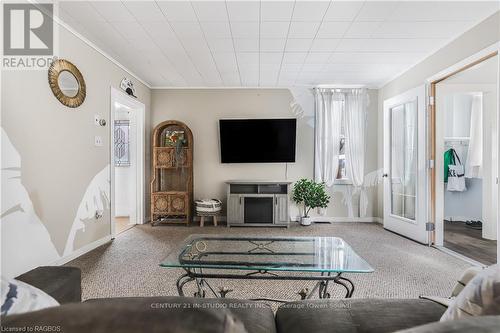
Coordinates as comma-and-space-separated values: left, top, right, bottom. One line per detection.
67, 223, 471, 302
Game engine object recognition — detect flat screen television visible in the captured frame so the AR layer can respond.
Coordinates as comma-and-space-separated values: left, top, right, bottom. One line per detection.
219, 118, 296, 163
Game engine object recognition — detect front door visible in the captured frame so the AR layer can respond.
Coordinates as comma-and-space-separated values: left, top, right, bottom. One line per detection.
383, 85, 429, 244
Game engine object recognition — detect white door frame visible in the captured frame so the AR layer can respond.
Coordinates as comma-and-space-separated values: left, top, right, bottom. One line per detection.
383, 85, 429, 244
110, 87, 145, 238
426, 43, 500, 261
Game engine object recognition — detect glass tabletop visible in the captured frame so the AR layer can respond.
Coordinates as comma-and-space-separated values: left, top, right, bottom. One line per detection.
160, 235, 374, 273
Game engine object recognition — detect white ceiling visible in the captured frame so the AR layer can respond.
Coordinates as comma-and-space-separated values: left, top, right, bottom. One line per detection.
57, 1, 500, 88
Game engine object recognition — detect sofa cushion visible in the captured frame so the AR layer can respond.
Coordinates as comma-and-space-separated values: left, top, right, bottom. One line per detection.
15, 266, 81, 304
1, 297, 275, 333
1, 276, 59, 316
450, 266, 483, 297
441, 264, 500, 321
276, 299, 446, 333
395, 315, 500, 333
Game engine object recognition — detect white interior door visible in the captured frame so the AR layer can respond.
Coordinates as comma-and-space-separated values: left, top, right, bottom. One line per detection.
110, 88, 145, 238
383, 85, 429, 244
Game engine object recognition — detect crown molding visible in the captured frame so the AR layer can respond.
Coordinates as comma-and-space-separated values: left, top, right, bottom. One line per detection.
150, 86, 298, 90
29, 0, 152, 89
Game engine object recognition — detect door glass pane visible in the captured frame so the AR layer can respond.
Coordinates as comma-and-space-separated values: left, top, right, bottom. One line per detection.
391, 101, 417, 220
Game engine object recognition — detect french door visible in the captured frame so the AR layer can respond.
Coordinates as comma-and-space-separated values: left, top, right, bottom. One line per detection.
383, 85, 429, 244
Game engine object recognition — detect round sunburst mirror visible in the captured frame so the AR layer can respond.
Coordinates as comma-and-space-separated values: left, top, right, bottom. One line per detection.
48, 59, 86, 108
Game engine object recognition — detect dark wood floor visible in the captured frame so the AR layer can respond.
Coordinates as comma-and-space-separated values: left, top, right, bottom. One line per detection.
444, 220, 497, 265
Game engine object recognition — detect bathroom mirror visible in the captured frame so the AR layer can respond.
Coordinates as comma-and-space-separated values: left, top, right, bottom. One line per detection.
48, 59, 86, 108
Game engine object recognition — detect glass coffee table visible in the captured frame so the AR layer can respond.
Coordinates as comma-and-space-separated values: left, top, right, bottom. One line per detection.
161, 235, 373, 301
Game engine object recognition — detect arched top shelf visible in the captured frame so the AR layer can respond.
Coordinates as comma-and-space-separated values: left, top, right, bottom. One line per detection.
152, 120, 193, 149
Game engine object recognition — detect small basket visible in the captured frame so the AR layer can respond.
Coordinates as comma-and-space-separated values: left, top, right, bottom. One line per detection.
195, 199, 222, 216
195, 199, 222, 226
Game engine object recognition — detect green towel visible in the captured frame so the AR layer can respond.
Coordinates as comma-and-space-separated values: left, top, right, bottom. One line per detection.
444, 148, 455, 183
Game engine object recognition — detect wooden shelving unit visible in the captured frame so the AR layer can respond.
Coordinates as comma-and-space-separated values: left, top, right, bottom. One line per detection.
150, 120, 193, 225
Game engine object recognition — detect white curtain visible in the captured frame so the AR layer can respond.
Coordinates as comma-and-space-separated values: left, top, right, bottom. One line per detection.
465, 93, 483, 178
344, 89, 368, 187
404, 101, 417, 188
314, 89, 344, 186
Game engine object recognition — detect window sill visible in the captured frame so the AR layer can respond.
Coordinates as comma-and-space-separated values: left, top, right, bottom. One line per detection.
334, 179, 352, 185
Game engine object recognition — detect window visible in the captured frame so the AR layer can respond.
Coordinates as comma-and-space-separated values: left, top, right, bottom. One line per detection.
337, 136, 347, 179
315, 88, 367, 186
114, 120, 130, 167
335, 109, 351, 184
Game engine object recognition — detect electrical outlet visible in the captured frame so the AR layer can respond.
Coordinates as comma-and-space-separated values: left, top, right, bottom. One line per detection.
94, 115, 100, 126
94, 136, 103, 146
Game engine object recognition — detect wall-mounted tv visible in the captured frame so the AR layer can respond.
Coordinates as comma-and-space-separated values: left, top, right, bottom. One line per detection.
219, 118, 297, 163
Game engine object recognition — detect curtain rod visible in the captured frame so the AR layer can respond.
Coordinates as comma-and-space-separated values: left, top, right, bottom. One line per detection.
314, 85, 366, 89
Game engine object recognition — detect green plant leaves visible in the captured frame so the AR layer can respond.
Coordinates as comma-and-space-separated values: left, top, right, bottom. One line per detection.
292, 178, 330, 217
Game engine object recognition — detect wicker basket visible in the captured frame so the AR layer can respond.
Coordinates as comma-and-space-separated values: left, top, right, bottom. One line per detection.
195, 199, 222, 216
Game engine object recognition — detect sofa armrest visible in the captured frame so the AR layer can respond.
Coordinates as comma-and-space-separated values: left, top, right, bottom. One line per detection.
15, 266, 81, 304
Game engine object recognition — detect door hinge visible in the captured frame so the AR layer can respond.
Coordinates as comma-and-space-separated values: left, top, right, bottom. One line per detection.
428, 159, 435, 169
429, 96, 435, 106
426, 222, 435, 231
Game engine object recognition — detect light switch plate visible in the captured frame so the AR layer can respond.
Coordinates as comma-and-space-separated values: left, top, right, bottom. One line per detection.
94, 136, 103, 146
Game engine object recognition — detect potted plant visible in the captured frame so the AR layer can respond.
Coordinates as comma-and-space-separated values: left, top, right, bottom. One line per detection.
165, 130, 187, 167
292, 179, 330, 226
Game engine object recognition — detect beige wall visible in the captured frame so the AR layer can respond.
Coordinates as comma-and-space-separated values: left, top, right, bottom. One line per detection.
1, 25, 151, 277
151, 88, 379, 220
377, 11, 500, 216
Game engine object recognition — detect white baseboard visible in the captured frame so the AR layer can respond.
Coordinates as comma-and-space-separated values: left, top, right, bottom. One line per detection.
192, 216, 380, 223
445, 216, 479, 222
193, 216, 227, 222
51, 235, 112, 266
290, 216, 380, 223
197, 216, 381, 223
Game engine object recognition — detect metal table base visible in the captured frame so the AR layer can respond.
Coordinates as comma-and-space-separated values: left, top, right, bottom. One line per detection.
175, 268, 355, 302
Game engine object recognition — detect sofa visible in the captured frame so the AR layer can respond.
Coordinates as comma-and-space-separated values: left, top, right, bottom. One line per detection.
2, 266, 499, 333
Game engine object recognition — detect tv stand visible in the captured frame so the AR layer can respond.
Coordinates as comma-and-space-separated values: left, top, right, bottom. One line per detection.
226, 180, 291, 227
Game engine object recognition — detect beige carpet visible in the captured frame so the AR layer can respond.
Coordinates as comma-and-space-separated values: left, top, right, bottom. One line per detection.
67, 223, 470, 302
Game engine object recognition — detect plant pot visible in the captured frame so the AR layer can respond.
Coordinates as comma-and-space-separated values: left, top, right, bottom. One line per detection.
301, 216, 312, 226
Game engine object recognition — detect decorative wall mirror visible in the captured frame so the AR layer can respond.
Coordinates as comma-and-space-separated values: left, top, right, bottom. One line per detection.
48, 59, 86, 108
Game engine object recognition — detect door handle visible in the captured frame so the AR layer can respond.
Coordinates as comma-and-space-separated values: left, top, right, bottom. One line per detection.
382, 173, 389, 178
